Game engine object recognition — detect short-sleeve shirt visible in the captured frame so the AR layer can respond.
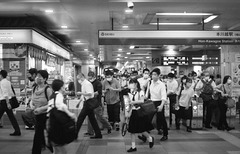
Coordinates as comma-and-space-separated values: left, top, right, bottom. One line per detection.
149, 80, 167, 102
102, 78, 120, 104
178, 87, 194, 107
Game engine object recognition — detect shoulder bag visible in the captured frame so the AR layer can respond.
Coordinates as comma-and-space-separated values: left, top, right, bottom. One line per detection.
85, 97, 99, 110
9, 85, 20, 109
223, 85, 235, 108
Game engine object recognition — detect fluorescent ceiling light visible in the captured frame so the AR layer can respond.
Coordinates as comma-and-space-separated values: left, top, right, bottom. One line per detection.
117, 54, 121, 56
125, 9, 133, 13
93, 58, 96, 60
116, 58, 120, 60
76, 41, 81, 43
129, 46, 135, 49
122, 25, 129, 28
45, 10, 53, 13
127, 52, 131, 55
118, 48, 122, 51
146, 57, 150, 58
204, 15, 218, 23
150, 23, 198, 25
213, 25, 220, 29
89, 54, 93, 56
84, 49, 88, 51
61, 25, 68, 29
125, 57, 128, 58
156, 12, 212, 16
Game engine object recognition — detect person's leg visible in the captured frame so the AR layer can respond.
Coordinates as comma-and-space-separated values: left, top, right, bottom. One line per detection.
169, 95, 176, 126
158, 106, 168, 141
107, 104, 114, 126
88, 109, 102, 137
87, 117, 94, 135
0, 101, 6, 124
32, 114, 47, 154
4, 101, 21, 134
142, 131, 154, 148
113, 102, 120, 130
76, 105, 88, 134
218, 101, 225, 129
205, 100, 213, 128
95, 106, 112, 131
127, 133, 137, 152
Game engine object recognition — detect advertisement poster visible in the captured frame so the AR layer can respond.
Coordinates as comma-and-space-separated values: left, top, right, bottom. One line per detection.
231, 62, 240, 98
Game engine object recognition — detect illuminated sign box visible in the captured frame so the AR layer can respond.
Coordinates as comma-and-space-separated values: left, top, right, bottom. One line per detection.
0, 29, 70, 60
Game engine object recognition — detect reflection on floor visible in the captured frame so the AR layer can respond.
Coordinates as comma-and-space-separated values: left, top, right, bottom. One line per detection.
0, 122, 240, 154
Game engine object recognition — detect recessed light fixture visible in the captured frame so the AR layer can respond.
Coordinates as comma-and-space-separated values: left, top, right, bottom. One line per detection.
117, 54, 121, 56
84, 49, 88, 51
125, 57, 128, 58
118, 48, 122, 51
93, 58, 96, 60
61, 25, 68, 29
76, 41, 81, 43
127, 52, 131, 55
129, 46, 135, 49
213, 25, 220, 29
122, 25, 129, 28
150, 23, 198, 25
146, 57, 150, 58
156, 12, 213, 16
125, 9, 133, 13
204, 15, 218, 23
89, 54, 93, 56
45, 10, 54, 13
116, 58, 120, 60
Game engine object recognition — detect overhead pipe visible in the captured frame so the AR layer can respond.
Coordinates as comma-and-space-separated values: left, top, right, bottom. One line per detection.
202, 18, 205, 30
157, 18, 159, 30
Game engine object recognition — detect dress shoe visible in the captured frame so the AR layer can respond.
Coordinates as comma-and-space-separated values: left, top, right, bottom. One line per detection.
138, 135, 147, 143
158, 129, 163, 135
149, 136, 154, 148
84, 132, 94, 136
226, 127, 235, 131
217, 126, 225, 131
186, 127, 192, 133
10, 132, 21, 136
160, 136, 168, 141
90, 135, 102, 139
127, 147, 137, 152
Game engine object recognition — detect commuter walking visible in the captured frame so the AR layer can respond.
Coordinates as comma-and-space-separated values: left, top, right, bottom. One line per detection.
31, 70, 53, 154
0, 70, 21, 136
47, 79, 77, 154
76, 73, 102, 139
102, 70, 121, 130
166, 73, 178, 127
176, 78, 194, 132
126, 79, 154, 152
195, 71, 216, 129
87, 71, 112, 135
145, 68, 168, 141
216, 75, 235, 131
137, 68, 150, 92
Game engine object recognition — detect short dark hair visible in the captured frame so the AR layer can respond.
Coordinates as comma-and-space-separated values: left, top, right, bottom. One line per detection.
52, 79, 64, 91
132, 71, 138, 75
181, 75, 188, 82
223, 75, 231, 84
88, 71, 95, 77
151, 68, 161, 75
0, 70, 8, 78
191, 71, 197, 76
129, 78, 141, 92
186, 78, 192, 83
216, 74, 221, 78
37, 70, 49, 80
105, 70, 113, 76
143, 68, 150, 74
28, 68, 38, 75
168, 73, 175, 78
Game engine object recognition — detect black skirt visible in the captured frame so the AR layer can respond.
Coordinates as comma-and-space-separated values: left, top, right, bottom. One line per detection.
128, 110, 154, 133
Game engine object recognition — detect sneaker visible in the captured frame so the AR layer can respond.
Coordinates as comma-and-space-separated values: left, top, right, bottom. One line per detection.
149, 136, 154, 148
107, 128, 112, 134
90, 135, 102, 139
127, 147, 137, 152
226, 127, 235, 131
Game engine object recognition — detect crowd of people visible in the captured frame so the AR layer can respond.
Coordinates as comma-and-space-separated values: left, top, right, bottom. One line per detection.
0, 67, 237, 154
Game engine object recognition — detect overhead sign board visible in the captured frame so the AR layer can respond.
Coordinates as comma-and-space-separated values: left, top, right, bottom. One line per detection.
99, 30, 240, 45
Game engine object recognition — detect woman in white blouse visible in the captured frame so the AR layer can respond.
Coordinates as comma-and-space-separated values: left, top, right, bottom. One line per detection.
126, 79, 154, 153
47, 79, 77, 154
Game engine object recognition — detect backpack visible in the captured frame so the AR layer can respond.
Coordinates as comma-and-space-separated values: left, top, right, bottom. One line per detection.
200, 80, 214, 102
33, 85, 50, 101
48, 93, 77, 145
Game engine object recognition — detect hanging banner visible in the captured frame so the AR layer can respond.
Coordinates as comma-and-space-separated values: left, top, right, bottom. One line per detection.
99, 30, 240, 45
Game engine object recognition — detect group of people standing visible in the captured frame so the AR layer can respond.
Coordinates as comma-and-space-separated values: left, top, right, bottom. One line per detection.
0, 67, 236, 154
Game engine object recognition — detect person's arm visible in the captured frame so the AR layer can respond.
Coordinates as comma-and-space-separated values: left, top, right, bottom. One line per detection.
109, 81, 121, 92
211, 80, 217, 90
145, 81, 150, 99
1, 81, 10, 109
158, 83, 167, 111
173, 81, 179, 94
130, 91, 145, 105
195, 80, 203, 92
186, 89, 194, 110
95, 82, 102, 97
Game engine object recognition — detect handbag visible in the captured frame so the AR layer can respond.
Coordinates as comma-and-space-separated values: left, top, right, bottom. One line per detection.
85, 97, 99, 110
225, 98, 235, 108
137, 100, 156, 117
48, 93, 77, 145
9, 85, 20, 109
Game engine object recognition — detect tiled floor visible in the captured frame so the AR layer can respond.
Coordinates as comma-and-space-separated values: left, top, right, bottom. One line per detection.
0, 122, 240, 154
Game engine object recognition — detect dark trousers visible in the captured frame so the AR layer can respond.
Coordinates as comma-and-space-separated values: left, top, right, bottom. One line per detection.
107, 102, 120, 124
168, 94, 177, 125
218, 100, 229, 128
203, 100, 213, 126
32, 113, 47, 154
153, 101, 168, 136
0, 100, 20, 133
77, 104, 101, 136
